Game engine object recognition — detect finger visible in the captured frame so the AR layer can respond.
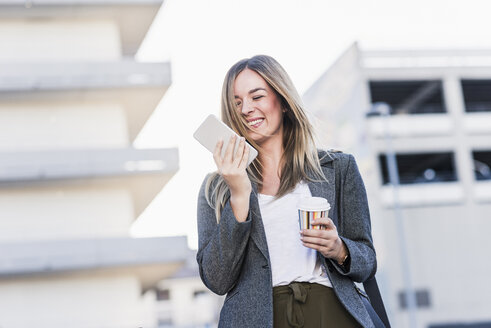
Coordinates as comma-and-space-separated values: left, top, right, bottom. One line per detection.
302, 241, 325, 254
311, 217, 335, 230
213, 139, 224, 165
233, 137, 245, 167
301, 228, 337, 239
238, 140, 250, 169
302, 241, 334, 258
223, 135, 237, 162
300, 235, 327, 246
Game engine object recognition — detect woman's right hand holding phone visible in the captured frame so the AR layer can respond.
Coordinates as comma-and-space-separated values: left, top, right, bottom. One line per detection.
213, 135, 251, 222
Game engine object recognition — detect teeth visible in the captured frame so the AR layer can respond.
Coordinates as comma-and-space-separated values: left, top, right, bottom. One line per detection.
248, 119, 263, 126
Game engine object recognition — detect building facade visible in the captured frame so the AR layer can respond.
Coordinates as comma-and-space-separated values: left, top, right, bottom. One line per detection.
303, 43, 491, 328
0, 1, 188, 327
155, 252, 223, 328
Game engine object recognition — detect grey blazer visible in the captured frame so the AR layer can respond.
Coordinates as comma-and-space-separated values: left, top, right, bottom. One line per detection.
196, 151, 377, 327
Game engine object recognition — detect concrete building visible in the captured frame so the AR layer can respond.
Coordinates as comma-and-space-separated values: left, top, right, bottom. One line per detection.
0, 1, 188, 327
155, 252, 223, 328
303, 43, 491, 328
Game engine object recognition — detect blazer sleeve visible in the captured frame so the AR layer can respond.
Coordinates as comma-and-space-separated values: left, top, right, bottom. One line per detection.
196, 174, 253, 295
330, 154, 377, 282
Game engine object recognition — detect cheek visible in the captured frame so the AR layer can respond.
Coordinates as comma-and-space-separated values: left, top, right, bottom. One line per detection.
273, 106, 284, 121
265, 99, 282, 116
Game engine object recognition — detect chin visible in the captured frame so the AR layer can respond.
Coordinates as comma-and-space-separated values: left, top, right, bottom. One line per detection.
247, 131, 261, 141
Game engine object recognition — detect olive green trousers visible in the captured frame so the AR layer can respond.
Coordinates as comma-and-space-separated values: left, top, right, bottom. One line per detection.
273, 282, 362, 328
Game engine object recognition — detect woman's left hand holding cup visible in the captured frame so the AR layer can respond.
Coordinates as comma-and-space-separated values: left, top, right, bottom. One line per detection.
300, 217, 348, 265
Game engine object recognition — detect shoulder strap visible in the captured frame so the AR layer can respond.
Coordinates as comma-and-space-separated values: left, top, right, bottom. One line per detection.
363, 277, 391, 328
333, 155, 391, 328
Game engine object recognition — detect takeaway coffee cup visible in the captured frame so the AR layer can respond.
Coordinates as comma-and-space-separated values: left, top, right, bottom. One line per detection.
297, 197, 331, 230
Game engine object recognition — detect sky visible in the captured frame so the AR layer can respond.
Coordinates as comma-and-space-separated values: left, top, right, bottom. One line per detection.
131, 0, 491, 249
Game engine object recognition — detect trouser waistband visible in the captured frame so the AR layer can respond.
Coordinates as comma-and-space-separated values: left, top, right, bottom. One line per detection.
273, 282, 328, 328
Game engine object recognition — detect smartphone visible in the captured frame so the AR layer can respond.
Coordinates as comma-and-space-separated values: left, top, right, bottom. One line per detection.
193, 114, 258, 166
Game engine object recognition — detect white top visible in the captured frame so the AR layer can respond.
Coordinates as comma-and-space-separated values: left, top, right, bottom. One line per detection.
258, 181, 332, 288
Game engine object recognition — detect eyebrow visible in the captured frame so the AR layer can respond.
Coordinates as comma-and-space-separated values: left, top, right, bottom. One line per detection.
234, 87, 267, 98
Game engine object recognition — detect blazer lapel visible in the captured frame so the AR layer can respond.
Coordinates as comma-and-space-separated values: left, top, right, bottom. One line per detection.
307, 153, 338, 226
249, 183, 270, 261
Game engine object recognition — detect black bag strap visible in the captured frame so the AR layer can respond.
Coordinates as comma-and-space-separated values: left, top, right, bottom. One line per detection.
332, 153, 391, 328
363, 277, 391, 328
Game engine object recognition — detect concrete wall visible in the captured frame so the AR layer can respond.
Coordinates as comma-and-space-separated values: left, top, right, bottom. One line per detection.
0, 19, 121, 61
0, 186, 133, 242
0, 274, 155, 328
0, 102, 129, 151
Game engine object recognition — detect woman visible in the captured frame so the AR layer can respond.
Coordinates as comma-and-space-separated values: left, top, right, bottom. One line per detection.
196, 55, 378, 327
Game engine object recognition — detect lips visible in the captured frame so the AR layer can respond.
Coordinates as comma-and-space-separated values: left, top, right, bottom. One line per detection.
247, 118, 264, 128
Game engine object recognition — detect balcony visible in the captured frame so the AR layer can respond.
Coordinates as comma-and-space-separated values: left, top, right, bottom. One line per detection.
380, 182, 464, 207
0, 147, 178, 217
367, 114, 453, 139
0, 0, 164, 56
0, 61, 171, 141
0, 236, 189, 290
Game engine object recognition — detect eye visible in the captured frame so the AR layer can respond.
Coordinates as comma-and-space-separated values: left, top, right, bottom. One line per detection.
235, 101, 242, 107
253, 95, 264, 101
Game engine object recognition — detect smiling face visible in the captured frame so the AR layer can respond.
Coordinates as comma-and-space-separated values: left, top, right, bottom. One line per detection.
233, 68, 284, 147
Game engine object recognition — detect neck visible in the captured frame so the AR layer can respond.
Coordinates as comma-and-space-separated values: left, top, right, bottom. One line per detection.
258, 139, 284, 175
257, 141, 283, 196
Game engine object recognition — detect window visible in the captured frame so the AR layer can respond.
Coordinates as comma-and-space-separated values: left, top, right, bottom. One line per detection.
398, 289, 431, 309
369, 80, 446, 114
462, 79, 491, 112
157, 318, 173, 327
378, 152, 457, 185
156, 288, 170, 301
473, 151, 491, 180
193, 290, 207, 298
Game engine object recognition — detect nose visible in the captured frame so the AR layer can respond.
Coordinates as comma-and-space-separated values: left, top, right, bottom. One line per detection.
241, 98, 254, 115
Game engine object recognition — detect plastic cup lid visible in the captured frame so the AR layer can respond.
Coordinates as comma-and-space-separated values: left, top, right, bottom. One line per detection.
297, 197, 331, 211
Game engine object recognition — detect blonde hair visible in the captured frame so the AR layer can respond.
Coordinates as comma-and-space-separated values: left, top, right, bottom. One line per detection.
206, 55, 325, 221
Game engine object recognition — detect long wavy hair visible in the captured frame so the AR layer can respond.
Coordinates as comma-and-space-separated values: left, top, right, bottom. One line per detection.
206, 55, 325, 222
